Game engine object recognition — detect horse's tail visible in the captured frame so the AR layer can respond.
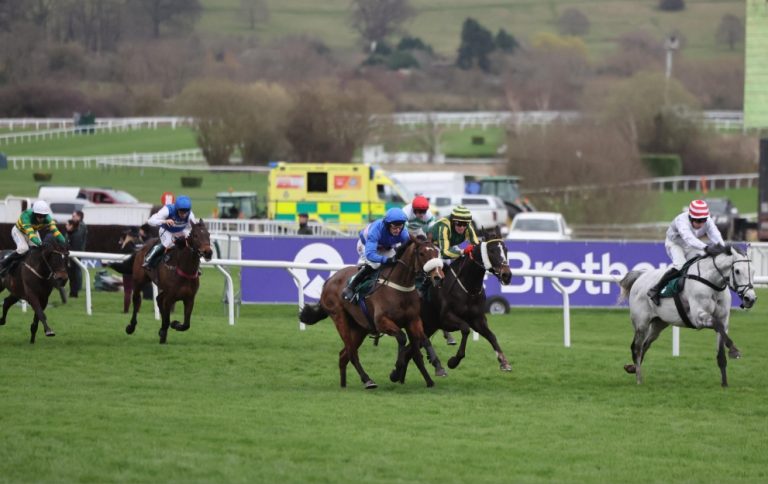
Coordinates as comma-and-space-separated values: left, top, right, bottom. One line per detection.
299, 303, 328, 325
618, 270, 644, 304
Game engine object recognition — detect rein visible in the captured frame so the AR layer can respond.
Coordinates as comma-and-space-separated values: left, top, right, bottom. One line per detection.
687, 252, 754, 300
23, 248, 67, 281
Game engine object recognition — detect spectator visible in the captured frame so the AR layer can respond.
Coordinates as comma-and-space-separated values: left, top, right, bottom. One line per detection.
297, 213, 312, 235
66, 210, 87, 298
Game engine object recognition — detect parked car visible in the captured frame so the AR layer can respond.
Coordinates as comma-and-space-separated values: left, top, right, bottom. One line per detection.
506, 212, 572, 240
704, 198, 738, 240
424, 194, 509, 234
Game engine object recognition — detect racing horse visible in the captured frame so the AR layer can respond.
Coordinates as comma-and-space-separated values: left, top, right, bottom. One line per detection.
0, 239, 70, 343
126, 220, 213, 344
299, 236, 445, 389
618, 243, 756, 386
413, 230, 514, 378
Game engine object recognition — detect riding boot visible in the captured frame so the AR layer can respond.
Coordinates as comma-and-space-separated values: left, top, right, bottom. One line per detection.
142, 244, 163, 269
0, 252, 24, 277
342, 265, 375, 302
647, 267, 681, 306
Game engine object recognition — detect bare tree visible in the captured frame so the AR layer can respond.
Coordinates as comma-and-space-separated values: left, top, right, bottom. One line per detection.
557, 8, 590, 37
716, 14, 744, 51
132, 0, 201, 38
239, 0, 268, 30
348, 0, 414, 52
285, 80, 391, 163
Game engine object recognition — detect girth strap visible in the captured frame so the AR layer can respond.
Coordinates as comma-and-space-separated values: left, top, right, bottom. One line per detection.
672, 292, 697, 329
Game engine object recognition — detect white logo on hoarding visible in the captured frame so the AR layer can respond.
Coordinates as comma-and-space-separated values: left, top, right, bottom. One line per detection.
292, 243, 344, 299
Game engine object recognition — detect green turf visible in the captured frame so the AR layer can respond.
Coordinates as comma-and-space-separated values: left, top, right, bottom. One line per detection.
0, 127, 198, 157
0, 268, 766, 483
198, 0, 745, 62
0, 167, 267, 219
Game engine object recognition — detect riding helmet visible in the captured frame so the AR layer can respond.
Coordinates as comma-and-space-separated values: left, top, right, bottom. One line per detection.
451, 205, 472, 222
32, 200, 52, 216
412, 196, 429, 211
688, 199, 709, 219
383, 207, 407, 225
176, 195, 192, 211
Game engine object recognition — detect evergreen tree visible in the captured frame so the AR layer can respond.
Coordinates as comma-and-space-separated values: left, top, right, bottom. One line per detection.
495, 29, 519, 54
456, 18, 495, 72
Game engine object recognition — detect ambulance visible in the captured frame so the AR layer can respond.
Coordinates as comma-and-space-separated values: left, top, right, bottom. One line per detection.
267, 162, 410, 230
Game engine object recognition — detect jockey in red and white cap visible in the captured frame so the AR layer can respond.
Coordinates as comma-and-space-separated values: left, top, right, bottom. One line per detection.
647, 199, 725, 305
402, 195, 435, 235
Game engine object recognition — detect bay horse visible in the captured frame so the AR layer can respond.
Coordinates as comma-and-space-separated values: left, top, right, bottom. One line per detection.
618, 243, 756, 386
417, 231, 514, 377
126, 220, 213, 344
299, 236, 445, 389
0, 239, 70, 343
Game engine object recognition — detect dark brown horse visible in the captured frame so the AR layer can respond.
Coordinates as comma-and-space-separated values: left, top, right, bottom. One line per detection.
0, 239, 70, 343
420, 232, 514, 375
126, 220, 213, 344
299, 236, 445, 389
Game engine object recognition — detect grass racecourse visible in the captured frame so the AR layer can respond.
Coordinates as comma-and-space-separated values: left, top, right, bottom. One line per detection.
0, 266, 767, 483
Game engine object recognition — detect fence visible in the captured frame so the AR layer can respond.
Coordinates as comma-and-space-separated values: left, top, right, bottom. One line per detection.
7, 149, 204, 170
61, 248, 768, 358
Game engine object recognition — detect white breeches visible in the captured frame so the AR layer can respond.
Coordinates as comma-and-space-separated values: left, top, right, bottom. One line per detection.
11, 226, 31, 254
159, 228, 189, 249
665, 240, 704, 270
356, 239, 395, 269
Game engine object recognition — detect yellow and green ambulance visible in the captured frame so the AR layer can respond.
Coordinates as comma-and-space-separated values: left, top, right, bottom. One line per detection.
267, 162, 409, 230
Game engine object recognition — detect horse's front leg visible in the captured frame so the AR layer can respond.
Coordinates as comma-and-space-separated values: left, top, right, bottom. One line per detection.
26, 293, 54, 340
157, 294, 172, 344
406, 321, 434, 387
422, 337, 447, 377
716, 334, 728, 387
126, 281, 145, 335
442, 312, 471, 369
713, 321, 740, 359
389, 329, 409, 383
0, 295, 20, 326
171, 295, 194, 332
471, 315, 511, 371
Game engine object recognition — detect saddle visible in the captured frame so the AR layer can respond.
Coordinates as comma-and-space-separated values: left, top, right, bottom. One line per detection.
659, 257, 700, 299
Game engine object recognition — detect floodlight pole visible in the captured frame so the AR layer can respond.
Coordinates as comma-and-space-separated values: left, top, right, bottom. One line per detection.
664, 35, 680, 105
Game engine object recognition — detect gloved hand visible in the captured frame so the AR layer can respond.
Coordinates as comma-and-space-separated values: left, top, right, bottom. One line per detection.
385, 256, 398, 265
463, 244, 475, 255
704, 244, 720, 256
450, 245, 461, 254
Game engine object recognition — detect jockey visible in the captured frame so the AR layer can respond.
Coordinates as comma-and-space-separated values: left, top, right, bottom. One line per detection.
429, 205, 480, 265
0, 201, 66, 276
402, 195, 435, 235
647, 199, 725, 305
143, 195, 198, 268
341, 207, 410, 302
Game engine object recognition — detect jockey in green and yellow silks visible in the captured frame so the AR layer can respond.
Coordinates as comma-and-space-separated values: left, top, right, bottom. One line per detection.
429, 205, 479, 264
0, 201, 66, 276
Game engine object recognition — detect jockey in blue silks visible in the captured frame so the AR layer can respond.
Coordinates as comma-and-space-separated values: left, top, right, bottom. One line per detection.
341, 207, 410, 302
143, 195, 198, 268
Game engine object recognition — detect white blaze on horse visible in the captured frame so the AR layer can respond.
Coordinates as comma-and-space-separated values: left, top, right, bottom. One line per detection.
618, 243, 756, 387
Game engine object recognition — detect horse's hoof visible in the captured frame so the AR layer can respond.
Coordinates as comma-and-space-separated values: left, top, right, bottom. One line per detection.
389, 370, 399, 383
435, 368, 447, 377
364, 380, 378, 389
624, 364, 636, 374
125, 324, 135, 335
0, 319, 5, 325
447, 357, 459, 369
426, 380, 435, 387
729, 350, 741, 359
45, 330, 55, 337
500, 363, 512, 371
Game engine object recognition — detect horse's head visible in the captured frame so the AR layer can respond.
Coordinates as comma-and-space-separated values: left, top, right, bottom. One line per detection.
409, 234, 444, 287
727, 244, 756, 309
468, 238, 512, 285
188, 220, 213, 261
40, 239, 70, 285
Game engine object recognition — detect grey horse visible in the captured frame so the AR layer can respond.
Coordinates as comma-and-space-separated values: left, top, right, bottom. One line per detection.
618, 244, 756, 387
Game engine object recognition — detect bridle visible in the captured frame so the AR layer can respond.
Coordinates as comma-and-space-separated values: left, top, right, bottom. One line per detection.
466, 239, 510, 281
688, 251, 754, 301
24, 246, 68, 281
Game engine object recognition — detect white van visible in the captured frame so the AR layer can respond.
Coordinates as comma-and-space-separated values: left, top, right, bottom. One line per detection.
424, 194, 509, 234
